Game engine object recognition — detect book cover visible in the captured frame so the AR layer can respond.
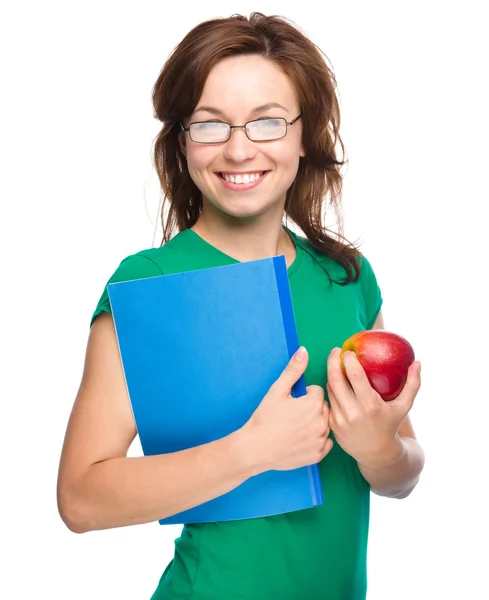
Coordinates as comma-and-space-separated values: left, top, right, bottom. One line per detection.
107, 255, 324, 525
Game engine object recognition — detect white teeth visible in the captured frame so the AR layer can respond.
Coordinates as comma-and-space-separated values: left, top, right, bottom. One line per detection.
222, 172, 263, 184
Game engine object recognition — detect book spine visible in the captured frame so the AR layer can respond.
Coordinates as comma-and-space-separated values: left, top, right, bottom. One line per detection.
272, 256, 306, 398
272, 256, 323, 506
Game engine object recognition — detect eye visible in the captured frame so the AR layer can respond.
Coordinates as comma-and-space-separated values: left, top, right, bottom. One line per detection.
194, 121, 224, 128
250, 118, 284, 127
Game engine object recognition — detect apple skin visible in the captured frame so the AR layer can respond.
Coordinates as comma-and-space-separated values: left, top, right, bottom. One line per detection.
340, 330, 415, 401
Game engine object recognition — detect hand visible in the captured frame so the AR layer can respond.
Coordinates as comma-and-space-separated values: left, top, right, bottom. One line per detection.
242, 347, 333, 475
326, 347, 421, 468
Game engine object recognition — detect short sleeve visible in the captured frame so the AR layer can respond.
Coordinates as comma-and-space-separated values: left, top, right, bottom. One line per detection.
90, 253, 163, 327
358, 254, 383, 329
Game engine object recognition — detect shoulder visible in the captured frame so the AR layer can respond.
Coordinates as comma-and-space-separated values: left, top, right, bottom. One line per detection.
90, 240, 183, 327
109, 249, 164, 281
289, 228, 377, 283
353, 253, 381, 296
106, 231, 190, 283
289, 229, 382, 327
354, 253, 383, 328
355, 253, 378, 283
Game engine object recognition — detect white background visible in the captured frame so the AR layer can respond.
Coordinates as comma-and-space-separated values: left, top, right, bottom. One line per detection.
2, 0, 487, 598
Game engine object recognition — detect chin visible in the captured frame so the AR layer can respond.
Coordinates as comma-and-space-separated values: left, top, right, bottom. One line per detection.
223, 207, 276, 222
212, 197, 284, 221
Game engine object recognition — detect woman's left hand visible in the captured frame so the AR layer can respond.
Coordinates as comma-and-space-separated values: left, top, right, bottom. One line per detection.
326, 347, 421, 466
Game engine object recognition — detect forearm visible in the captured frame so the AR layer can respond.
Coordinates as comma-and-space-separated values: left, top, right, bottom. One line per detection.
63, 428, 253, 533
358, 436, 425, 499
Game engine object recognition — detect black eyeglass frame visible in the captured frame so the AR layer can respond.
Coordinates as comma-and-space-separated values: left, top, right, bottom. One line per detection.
180, 113, 303, 144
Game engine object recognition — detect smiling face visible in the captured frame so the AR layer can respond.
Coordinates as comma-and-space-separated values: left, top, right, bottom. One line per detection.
180, 54, 305, 224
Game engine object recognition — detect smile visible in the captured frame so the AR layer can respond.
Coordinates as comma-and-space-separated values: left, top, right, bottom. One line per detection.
217, 171, 269, 191
221, 172, 264, 184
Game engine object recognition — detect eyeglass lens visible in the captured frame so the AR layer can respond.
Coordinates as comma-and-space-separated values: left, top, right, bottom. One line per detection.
190, 118, 287, 143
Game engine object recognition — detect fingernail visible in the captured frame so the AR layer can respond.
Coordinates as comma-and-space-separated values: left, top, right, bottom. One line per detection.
295, 346, 306, 361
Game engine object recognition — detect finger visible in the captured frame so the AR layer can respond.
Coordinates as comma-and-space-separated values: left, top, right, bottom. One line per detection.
326, 382, 341, 418
389, 361, 421, 409
273, 346, 309, 396
323, 436, 334, 457
341, 350, 380, 404
322, 390, 331, 414
306, 384, 326, 406
327, 347, 356, 411
320, 391, 331, 437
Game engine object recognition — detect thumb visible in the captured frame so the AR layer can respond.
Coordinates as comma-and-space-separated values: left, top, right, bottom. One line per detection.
275, 346, 309, 396
390, 361, 421, 410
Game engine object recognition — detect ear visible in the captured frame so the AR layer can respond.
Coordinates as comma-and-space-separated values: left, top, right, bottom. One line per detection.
179, 131, 187, 157
299, 141, 306, 158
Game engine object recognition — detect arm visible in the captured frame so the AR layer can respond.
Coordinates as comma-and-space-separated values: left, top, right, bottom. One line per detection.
327, 311, 425, 499
57, 312, 255, 533
357, 313, 425, 498
357, 429, 425, 499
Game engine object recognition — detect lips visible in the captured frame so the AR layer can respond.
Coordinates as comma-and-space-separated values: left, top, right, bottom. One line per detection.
219, 171, 267, 184
216, 170, 269, 191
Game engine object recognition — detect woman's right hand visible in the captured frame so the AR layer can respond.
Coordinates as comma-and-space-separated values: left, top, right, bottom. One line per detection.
241, 346, 333, 475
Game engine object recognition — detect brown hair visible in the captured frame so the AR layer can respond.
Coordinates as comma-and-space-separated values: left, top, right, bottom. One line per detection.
152, 12, 362, 284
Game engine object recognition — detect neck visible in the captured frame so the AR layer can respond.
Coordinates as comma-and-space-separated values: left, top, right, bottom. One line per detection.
190, 211, 295, 266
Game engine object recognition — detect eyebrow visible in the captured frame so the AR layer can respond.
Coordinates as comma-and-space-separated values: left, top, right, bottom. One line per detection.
192, 102, 289, 117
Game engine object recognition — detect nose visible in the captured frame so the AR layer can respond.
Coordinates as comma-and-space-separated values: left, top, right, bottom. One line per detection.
222, 127, 258, 163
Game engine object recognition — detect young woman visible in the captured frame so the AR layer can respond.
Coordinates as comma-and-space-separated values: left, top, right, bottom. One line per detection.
57, 13, 425, 600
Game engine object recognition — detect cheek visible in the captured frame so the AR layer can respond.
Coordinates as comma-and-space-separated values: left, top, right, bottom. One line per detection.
184, 147, 217, 191
186, 146, 217, 174
269, 137, 302, 166
270, 144, 301, 179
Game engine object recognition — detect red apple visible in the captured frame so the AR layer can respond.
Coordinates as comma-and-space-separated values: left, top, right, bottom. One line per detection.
340, 330, 415, 401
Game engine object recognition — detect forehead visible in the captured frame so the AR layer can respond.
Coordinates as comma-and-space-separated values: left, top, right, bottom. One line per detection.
196, 55, 299, 115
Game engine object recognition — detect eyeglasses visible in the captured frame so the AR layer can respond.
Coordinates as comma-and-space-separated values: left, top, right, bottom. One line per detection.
180, 114, 302, 144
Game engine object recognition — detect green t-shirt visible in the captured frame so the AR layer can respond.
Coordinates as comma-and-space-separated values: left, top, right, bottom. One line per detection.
91, 227, 383, 600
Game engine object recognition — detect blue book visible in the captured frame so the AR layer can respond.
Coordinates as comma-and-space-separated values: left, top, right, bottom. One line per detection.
107, 255, 324, 525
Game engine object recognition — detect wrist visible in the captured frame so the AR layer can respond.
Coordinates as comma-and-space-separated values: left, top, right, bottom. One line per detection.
357, 435, 406, 472
229, 426, 266, 479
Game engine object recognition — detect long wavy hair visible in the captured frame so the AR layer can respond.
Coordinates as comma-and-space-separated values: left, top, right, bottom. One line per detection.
152, 12, 362, 284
